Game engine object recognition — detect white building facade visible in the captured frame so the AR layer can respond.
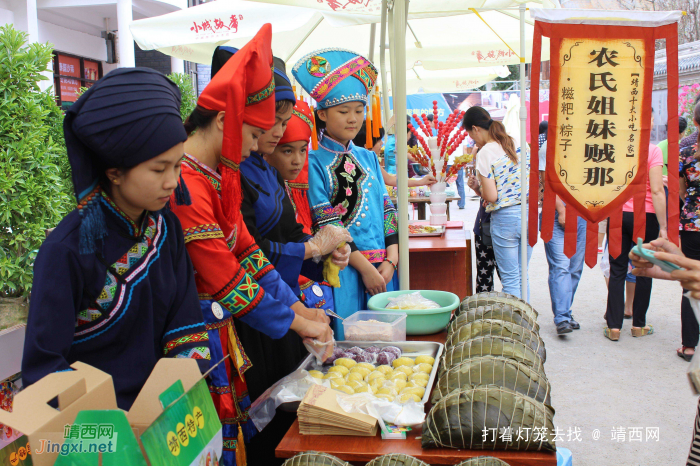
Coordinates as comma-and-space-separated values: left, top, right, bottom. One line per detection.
1, 0, 192, 107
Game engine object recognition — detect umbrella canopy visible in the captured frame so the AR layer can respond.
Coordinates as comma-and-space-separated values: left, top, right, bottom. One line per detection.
130, 0, 554, 70
388, 65, 510, 94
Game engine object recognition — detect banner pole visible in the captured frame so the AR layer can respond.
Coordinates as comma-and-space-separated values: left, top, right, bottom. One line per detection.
519, 3, 528, 300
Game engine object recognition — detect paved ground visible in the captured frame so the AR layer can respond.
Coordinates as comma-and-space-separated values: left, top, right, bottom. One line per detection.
441, 196, 697, 466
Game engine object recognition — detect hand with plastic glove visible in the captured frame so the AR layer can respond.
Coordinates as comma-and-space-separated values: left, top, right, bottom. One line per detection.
330, 243, 351, 270
306, 225, 353, 263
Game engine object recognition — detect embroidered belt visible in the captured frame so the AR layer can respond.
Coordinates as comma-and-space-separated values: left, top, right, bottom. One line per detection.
361, 249, 386, 264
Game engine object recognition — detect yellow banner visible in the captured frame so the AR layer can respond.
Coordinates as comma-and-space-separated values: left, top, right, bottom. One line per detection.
551, 38, 646, 215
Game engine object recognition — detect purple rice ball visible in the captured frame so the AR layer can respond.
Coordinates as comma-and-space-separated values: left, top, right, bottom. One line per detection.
324, 347, 346, 365
364, 346, 382, 354
375, 351, 396, 366
354, 351, 376, 364
345, 346, 365, 356
382, 346, 402, 358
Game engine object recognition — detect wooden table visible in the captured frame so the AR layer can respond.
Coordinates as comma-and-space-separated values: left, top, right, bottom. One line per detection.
391, 196, 461, 221
408, 227, 473, 299
276, 330, 558, 466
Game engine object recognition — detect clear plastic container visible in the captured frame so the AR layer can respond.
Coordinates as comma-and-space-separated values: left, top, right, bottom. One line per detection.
343, 311, 407, 342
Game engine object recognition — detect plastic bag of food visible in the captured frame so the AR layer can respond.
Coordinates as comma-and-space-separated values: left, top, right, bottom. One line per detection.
304, 335, 335, 365
385, 292, 439, 310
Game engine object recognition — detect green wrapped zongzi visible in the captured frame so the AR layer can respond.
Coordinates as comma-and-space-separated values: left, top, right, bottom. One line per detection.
440, 336, 546, 374
456, 292, 538, 321
282, 452, 351, 466
448, 304, 540, 335
454, 457, 512, 466
431, 356, 551, 405
422, 386, 556, 451
445, 320, 546, 357
365, 454, 429, 466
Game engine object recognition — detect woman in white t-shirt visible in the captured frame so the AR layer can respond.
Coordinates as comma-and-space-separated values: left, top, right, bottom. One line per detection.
465, 106, 531, 299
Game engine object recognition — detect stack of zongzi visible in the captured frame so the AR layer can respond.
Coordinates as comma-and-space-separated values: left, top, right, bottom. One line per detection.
424, 292, 556, 452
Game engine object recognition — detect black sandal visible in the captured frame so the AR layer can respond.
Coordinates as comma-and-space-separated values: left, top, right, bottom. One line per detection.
677, 346, 695, 362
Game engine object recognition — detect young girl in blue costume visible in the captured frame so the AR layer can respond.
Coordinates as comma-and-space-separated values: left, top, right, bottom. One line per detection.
22, 68, 208, 410
293, 49, 400, 339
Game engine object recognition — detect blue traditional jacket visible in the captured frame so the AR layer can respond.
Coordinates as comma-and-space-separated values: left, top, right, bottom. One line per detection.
307, 132, 398, 261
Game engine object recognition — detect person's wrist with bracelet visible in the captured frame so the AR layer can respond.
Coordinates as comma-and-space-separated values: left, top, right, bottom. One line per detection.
384, 257, 398, 271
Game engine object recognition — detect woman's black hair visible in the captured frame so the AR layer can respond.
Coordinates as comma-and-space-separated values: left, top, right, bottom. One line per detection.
680, 116, 688, 134
539, 120, 548, 135
463, 106, 517, 164
353, 123, 385, 148
184, 105, 219, 136
314, 108, 326, 137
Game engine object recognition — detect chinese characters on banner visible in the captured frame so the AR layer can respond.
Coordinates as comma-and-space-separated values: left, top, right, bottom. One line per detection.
528, 14, 680, 267
57, 54, 81, 103
553, 39, 646, 214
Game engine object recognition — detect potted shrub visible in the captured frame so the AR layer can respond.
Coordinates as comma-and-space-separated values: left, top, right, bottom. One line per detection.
0, 25, 73, 329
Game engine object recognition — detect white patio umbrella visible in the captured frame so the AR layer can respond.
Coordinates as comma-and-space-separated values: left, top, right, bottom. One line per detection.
130, 1, 551, 70
388, 66, 510, 94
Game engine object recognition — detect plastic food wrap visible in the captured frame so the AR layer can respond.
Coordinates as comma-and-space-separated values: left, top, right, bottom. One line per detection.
445, 320, 546, 358
422, 386, 556, 451
304, 335, 335, 364
454, 458, 513, 466
455, 292, 538, 321
439, 337, 546, 377
430, 356, 551, 405
448, 304, 540, 335
282, 451, 351, 466
385, 292, 440, 310
365, 454, 429, 466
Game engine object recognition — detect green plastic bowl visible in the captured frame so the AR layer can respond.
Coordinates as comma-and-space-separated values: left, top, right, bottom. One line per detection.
367, 290, 460, 335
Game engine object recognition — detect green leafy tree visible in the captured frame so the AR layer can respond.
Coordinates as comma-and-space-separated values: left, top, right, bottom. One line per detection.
167, 72, 197, 121
0, 24, 73, 298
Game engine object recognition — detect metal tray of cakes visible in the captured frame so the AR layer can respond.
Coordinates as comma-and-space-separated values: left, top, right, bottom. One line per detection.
295, 340, 444, 406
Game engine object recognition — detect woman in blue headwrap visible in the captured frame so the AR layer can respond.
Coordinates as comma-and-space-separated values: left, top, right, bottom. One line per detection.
21, 68, 209, 410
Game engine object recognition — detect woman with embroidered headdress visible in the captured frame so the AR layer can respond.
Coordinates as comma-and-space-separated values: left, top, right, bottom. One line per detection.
22, 68, 209, 410
293, 49, 400, 339
171, 25, 333, 466
208, 47, 350, 466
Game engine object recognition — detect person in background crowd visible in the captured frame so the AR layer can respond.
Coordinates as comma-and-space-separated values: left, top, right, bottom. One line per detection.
22, 68, 209, 410
466, 106, 531, 299
538, 120, 548, 149
604, 110, 667, 341
538, 139, 586, 335
628, 238, 700, 464
294, 48, 399, 339
682, 94, 700, 150
172, 26, 333, 465
469, 144, 499, 292
677, 104, 700, 361
658, 116, 687, 191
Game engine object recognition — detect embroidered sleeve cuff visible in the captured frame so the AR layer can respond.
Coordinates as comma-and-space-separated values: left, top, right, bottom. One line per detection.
237, 244, 275, 281
213, 268, 267, 318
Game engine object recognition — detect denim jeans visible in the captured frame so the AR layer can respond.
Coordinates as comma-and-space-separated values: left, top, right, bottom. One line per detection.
543, 211, 587, 325
491, 205, 532, 300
